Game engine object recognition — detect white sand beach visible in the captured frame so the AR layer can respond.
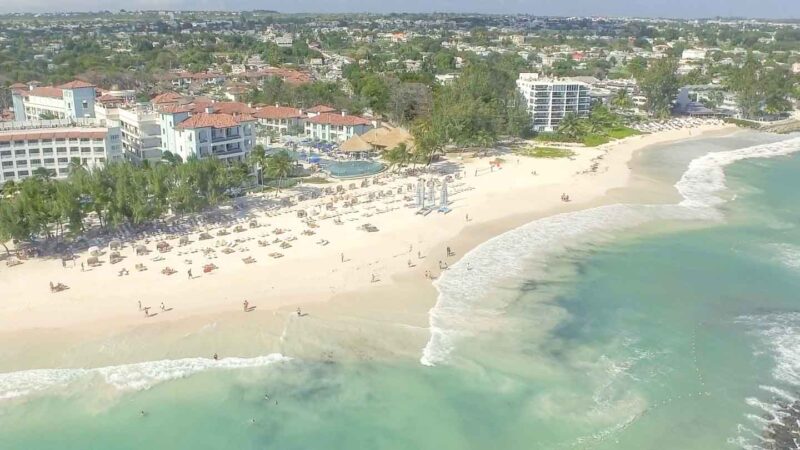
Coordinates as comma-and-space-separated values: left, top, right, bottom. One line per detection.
0, 123, 736, 369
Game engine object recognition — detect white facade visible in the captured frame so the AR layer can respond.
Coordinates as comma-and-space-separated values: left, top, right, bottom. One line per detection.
304, 113, 373, 143
10, 82, 97, 122
516, 73, 591, 133
160, 111, 255, 162
681, 49, 707, 61
118, 107, 163, 162
0, 119, 122, 184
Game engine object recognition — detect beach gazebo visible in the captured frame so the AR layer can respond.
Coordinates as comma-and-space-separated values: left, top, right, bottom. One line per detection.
340, 135, 373, 159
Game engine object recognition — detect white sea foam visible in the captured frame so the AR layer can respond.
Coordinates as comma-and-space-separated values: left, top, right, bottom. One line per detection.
0, 353, 289, 401
422, 136, 800, 366
735, 312, 800, 448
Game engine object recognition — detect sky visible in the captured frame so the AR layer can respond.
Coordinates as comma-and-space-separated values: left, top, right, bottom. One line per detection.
1, 0, 799, 19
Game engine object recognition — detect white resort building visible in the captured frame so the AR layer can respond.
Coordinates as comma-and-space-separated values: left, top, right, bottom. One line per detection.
516, 73, 591, 132
304, 112, 373, 143
0, 119, 123, 183
10, 80, 97, 121
159, 106, 255, 163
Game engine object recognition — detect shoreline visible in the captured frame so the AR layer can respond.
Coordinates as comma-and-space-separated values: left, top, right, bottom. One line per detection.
0, 124, 738, 372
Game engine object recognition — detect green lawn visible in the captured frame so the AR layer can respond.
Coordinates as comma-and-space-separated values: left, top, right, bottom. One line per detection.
517, 146, 576, 158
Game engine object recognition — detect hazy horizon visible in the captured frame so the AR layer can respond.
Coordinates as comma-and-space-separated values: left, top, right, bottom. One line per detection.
1, 0, 799, 20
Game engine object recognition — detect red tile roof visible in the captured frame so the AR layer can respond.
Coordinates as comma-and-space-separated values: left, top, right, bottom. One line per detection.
9, 82, 27, 89
253, 106, 304, 120
307, 105, 336, 114
58, 80, 95, 89
151, 92, 185, 104
307, 113, 371, 127
26, 86, 63, 98
175, 113, 245, 130
189, 101, 255, 116
157, 104, 194, 114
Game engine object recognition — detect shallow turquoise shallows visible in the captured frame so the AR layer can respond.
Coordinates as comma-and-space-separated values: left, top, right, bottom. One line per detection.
2, 131, 800, 450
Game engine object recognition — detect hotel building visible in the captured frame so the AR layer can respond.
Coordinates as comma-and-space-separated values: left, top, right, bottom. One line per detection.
0, 119, 123, 183
516, 73, 591, 132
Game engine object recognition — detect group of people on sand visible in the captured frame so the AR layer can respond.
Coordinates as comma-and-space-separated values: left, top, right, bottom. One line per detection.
561, 193, 571, 202
138, 299, 171, 318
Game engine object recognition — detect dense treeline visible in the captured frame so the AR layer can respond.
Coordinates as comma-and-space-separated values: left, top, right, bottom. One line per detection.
0, 159, 249, 250
410, 55, 533, 162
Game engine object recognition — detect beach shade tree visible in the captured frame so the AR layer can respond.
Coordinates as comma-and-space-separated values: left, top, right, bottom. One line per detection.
265, 150, 294, 192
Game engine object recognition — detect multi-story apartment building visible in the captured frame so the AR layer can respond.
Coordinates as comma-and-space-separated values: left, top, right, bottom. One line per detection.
304, 112, 372, 142
10, 80, 97, 121
516, 73, 591, 132
117, 107, 163, 163
0, 119, 122, 183
252, 105, 305, 138
159, 108, 255, 162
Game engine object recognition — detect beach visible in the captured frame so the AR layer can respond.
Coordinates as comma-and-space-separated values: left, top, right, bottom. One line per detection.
5, 125, 800, 450
0, 122, 735, 371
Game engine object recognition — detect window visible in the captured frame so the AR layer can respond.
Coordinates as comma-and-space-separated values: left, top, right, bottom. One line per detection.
44, 158, 54, 164
15, 149, 26, 156
2, 172, 13, 178
13, 140, 24, 146
57, 157, 68, 164
17, 170, 29, 176
30, 159, 41, 166
16, 160, 27, 167
30, 148, 42, 155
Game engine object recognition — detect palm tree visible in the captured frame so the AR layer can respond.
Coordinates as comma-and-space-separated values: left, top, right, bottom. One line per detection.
556, 113, 584, 141
264, 150, 294, 192
384, 143, 410, 171
611, 89, 633, 111
247, 144, 268, 186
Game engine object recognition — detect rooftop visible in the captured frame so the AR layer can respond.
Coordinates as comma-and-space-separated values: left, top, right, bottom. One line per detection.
253, 105, 304, 120
307, 112, 371, 127
174, 113, 253, 130
58, 80, 95, 89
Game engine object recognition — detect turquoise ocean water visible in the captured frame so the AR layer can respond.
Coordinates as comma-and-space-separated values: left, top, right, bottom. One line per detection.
2, 131, 800, 449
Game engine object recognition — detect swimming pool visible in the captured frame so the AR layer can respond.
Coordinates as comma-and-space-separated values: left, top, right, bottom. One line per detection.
266, 148, 384, 178
319, 160, 385, 178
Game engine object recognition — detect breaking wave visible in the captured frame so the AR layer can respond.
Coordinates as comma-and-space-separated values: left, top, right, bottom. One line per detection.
421, 136, 800, 366
0, 353, 289, 401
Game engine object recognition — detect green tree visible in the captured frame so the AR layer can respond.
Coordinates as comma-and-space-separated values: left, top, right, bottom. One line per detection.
264, 150, 294, 191
636, 58, 680, 117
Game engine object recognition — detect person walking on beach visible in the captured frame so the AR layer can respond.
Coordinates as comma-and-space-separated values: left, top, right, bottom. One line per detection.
340, 253, 344, 263
80, 262, 84, 272
446, 246, 452, 257
138, 300, 142, 311
418, 250, 422, 259
160, 302, 166, 311
243, 300, 249, 312
187, 268, 192, 279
